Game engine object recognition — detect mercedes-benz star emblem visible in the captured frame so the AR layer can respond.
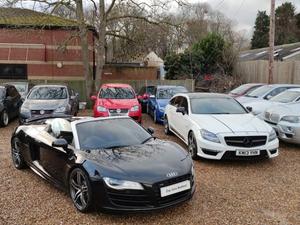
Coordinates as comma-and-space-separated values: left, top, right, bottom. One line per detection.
243, 137, 252, 147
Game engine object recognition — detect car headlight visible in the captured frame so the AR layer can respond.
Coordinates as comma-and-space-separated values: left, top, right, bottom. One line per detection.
200, 129, 220, 143
281, 116, 300, 123
130, 105, 139, 112
97, 106, 107, 112
55, 106, 66, 113
103, 177, 144, 190
20, 106, 30, 114
268, 129, 277, 142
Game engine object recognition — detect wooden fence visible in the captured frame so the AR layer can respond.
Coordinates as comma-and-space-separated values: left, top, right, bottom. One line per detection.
235, 60, 300, 84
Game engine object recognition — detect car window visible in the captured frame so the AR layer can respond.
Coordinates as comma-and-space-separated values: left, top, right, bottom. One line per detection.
156, 87, 187, 99
76, 118, 151, 150
12, 83, 27, 94
7, 86, 19, 98
146, 86, 155, 95
190, 97, 247, 114
246, 85, 273, 98
230, 84, 253, 95
270, 90, 300, 103
179, 97, 189, 114
99, 87, 135, 99
28, 86, 67, 100
265, 87, 288, 99
170, 97, 177, 106
0, 87, 5, 99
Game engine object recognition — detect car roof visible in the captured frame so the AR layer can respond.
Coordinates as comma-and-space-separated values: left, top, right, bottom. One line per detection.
266, 84, 300, 88
175, 92, 231, 99
157, 85, 186, 89
32, 84, 67, 88
284, 88, 300, 92
101, 83, 132, 88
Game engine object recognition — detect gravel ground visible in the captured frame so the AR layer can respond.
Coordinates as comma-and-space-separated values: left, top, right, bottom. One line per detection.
0, 113, 299, 225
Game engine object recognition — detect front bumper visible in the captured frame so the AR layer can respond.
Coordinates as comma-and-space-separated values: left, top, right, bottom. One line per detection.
94, 110, 142, 123
194, 132, 279, 160
266, 120, 300, 144
93, 174, 195, 213
155, 109, 165, 123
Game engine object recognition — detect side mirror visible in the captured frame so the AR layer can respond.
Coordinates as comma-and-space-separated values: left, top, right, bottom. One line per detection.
147, 127, 155, 134
143, 93, 150, 99
52, 138, 68, 149
246, 106, 252, 112
90, 95, 97, 101
264, 94, 272, 100
176, 107, 186, 115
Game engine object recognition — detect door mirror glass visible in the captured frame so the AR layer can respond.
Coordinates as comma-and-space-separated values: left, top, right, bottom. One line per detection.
52, 138, 68, 148
176, 106, 186, 115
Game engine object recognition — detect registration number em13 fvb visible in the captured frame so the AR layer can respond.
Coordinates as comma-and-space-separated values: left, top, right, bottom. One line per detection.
160, 180, 191, 197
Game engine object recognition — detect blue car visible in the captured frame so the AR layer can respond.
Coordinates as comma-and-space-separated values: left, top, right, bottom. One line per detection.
148, 85, 188, 123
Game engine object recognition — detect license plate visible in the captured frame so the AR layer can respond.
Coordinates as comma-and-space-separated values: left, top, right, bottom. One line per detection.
160, 180, 191, 197
236, 150, 260, 156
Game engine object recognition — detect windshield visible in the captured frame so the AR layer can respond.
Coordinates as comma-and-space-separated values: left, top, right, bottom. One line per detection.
191, 98, 247, 114
0, 87, 5, 99
76, 118, 152, 150
28, 87, 67, 100
99, 87, 135, 99
270, 91, 300, 103
12, 83, 27, 94
245, 85, 273, 98
230, 84, 253, 95
157, 87, 187, 99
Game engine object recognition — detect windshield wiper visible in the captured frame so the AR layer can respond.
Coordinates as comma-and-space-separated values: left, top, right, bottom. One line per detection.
105, 145, 129, 149
141, 136, 155, 144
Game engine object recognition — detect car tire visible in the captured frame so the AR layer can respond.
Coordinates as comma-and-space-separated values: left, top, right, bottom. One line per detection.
11, 137, 27, 169
0, 110, 9, 127
69, 168, 93, 213
164, 116, 172, 135
188, 132, 199, 160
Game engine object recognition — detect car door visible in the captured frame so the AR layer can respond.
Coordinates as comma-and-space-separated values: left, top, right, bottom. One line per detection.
167, 96, 180, 130
38, 135, 70, 185
174, 96, 190, 141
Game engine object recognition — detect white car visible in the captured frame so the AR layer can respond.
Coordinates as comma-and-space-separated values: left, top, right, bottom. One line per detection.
164, 93, 279, 160
245, 88, 300, 115
262, 102, 300, 144
236, 84, 300, 105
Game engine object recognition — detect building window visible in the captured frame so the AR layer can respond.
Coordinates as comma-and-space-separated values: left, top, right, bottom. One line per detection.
0, 64, 27, 79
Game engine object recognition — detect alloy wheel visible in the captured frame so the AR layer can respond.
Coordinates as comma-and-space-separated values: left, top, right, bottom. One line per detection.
11, 138, 26, 169
164, 117, 171, 135
188, 132, 198, 160
2, 111, 9, 126
69, 169, 91, 212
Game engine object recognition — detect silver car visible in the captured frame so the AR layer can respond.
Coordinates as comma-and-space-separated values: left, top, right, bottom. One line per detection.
262, 102, 300, 144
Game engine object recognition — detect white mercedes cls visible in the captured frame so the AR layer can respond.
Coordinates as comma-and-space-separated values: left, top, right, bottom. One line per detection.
164, 93, 279, 160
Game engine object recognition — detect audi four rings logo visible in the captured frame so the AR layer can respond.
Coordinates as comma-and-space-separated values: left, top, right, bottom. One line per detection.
166, 172, 178, 178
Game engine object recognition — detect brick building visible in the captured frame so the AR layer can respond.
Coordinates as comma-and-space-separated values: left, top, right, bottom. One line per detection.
0, 8, 95, 80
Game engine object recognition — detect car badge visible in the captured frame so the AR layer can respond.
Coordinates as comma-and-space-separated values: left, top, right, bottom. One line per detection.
243, 137, 252, 147
166, 171, 178, 178
116, 109, 121, 113
40, 110, 45, 115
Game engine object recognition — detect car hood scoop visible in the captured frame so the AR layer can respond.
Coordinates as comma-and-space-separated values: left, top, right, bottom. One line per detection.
81, 140, 191, 183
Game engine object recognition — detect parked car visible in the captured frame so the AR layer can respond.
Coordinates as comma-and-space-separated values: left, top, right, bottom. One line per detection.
228, 83, 265, 98
137, 85, 155, 113
19, 84, 79, 123
11, 116, 195, 212
148, 85, 188, 123
4, 81, 33, 100
0, 84, 22, 127
261, 102, 300, 144
244, 88, 300, 115
236, 84, 300, 105
91, 83, 142, 123
164, 93, 279, 160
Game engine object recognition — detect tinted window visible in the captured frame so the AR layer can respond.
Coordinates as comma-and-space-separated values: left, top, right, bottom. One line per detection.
179, 97, 189, 114
265, 87, 288, 99
7, 86, 19, 98
0, 87, 5, 99
99, 87, 135, 99
28, 87, 67, 99
156, 87, 187, 99
191, 97, 247, 114
270, 90, 300, 103
76, 118, 151, 150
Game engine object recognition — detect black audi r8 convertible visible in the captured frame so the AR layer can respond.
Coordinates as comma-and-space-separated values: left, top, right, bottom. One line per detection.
11, 116, 195, 213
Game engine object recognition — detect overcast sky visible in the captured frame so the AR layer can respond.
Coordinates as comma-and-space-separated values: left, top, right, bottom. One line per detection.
193, 0, 300, 38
